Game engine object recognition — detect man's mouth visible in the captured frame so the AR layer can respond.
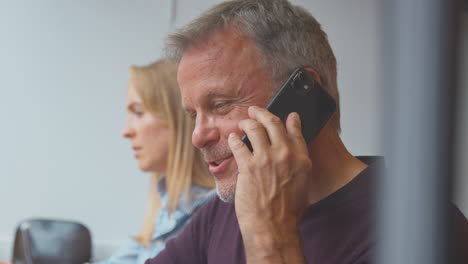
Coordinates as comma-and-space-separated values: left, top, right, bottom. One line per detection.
209, 156, 230, 167
214, 159, 225, 166
208, 155, 234, 175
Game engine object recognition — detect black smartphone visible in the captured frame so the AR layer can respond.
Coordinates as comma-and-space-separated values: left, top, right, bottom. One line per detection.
241, 67, 336, 152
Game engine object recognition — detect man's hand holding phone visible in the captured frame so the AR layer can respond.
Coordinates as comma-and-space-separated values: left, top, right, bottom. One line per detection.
227, 68, 336, 263
228, 106, 311, 264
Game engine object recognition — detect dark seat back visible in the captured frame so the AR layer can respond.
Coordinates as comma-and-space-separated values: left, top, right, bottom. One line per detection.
12, 219, 92, 264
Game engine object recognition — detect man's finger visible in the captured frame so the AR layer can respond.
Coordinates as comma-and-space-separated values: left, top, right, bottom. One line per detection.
228, 132, 252, 171
248, 106, 288, 147
239, 119, 270, 152
285, 112, 308, 153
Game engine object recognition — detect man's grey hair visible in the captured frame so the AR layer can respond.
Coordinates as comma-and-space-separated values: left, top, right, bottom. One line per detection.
165, 0, 341, 132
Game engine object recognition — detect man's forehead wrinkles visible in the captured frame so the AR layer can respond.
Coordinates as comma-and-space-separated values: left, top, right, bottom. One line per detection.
178, 29, 263, 111
204, 34, 250, 70
206, 91, 231, 98
203, 55, 219, 70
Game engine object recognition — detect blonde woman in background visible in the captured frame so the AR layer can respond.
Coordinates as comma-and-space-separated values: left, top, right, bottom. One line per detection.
96, 59, 215, 263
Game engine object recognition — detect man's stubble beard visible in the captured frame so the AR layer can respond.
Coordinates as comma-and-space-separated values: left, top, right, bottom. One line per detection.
215, 172, 238, 203
201, 145, 237, 203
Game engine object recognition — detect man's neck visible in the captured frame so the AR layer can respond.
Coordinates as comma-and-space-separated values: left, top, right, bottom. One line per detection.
305, 124, 368, 205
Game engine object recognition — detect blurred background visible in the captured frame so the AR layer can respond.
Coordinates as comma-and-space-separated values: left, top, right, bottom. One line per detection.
0, 0, 466, 261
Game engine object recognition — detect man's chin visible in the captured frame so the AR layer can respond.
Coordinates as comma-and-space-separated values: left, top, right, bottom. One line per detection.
215, 178, 237, 203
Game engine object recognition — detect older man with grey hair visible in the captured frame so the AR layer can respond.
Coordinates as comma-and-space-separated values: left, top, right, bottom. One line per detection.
145, 0, 467, 263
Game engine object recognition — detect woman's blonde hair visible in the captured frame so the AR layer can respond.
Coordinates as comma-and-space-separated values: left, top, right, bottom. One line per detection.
129, 59, 214, 247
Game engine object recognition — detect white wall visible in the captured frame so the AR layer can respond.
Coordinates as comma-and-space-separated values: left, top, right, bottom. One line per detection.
0, 0, 171, 260
6, 0, 467, 261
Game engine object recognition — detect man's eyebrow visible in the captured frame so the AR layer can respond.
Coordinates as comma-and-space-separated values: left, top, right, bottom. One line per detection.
206, 91, 233, 99
206, 91, 220, 98
181, 90, 235, 113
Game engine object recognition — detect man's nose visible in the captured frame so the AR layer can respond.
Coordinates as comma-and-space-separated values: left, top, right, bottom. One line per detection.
192, 115, 220, 149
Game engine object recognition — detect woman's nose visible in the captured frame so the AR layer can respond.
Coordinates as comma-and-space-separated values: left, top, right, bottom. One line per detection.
122, 120, 135, 138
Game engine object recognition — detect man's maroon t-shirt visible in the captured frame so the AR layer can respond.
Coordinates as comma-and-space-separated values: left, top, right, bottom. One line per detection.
146, 156, 468, 264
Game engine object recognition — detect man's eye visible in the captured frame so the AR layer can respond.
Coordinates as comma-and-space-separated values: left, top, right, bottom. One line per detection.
215, 103, 227, 108
212, 102, 232, 115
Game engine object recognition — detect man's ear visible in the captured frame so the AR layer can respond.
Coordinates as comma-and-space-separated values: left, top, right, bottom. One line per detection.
304, 67, 322, 84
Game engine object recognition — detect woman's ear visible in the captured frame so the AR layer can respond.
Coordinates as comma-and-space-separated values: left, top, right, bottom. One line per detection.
304, 67, 322, 84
